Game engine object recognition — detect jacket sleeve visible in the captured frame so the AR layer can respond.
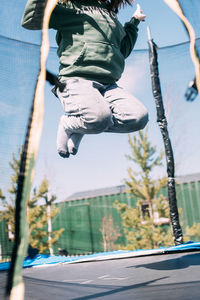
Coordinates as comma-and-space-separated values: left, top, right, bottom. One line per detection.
120, 17, 140, 59
21, 0, 47, 30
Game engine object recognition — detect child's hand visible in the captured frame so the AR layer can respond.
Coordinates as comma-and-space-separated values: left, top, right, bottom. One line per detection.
133, 4, 146, 22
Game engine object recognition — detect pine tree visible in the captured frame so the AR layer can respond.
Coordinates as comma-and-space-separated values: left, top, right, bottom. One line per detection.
0, 149, 21, 240
0, 189, 5, 201
114, 200, 173, 250
100, 216, 121, 251
28, 178, 64, 254
125, 128, 167, 219
0, 149, 64, 254
114, 127, 174, 250
185, 223, 200, 242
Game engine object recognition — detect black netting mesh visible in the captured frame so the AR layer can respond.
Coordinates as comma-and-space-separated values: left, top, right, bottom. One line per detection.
0, 0, 200, 262
0, 1, 41, 261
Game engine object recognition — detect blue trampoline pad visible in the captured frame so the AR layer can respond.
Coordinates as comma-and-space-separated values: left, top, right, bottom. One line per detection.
0, 242, 200, 299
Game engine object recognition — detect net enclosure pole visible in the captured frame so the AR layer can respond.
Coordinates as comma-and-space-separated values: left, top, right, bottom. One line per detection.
147, 26, 183, 245
5, 1, 59, 299
6, 103, 35, 300
163, 0, 200, 94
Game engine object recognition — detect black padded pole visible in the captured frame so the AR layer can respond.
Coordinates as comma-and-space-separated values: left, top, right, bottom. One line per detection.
147, 27, 183, 245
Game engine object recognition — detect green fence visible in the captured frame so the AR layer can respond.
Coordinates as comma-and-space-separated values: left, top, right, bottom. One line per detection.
1, 179, 200, 258
52, 192, 137, 255
176, 181, 200, 229
52, 180, 200, 255
0, 220, 13, 261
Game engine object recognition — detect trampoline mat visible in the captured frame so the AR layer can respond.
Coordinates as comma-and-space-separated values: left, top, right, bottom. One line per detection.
1, 251, 200, 299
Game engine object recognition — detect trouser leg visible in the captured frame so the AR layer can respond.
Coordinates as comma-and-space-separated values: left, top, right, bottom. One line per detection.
56, 78, 113, 157
103, 84, 149, 133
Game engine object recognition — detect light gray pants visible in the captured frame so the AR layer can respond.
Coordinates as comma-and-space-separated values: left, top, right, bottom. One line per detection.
56, 78, 148, 157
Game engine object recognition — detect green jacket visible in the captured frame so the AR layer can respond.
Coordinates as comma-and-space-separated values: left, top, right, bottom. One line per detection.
21, 0, 140, 83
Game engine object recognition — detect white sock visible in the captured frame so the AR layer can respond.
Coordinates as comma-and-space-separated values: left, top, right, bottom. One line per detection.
68, 133, 84, 155
57, 116, 71, 158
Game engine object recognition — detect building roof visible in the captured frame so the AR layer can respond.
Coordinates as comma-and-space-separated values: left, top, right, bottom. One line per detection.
64, 173, 200, 202
65, 185, 127, 201
176, 173, 200, 184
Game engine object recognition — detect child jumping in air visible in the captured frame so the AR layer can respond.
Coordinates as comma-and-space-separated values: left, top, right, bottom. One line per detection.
22, 0, 148, 158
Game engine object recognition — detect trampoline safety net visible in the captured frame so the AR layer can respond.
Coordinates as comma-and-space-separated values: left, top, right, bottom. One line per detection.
0, 0, 200, 298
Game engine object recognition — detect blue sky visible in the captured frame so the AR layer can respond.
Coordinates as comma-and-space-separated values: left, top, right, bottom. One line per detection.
118, 0, 188, 48
1, 1, 200, 202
